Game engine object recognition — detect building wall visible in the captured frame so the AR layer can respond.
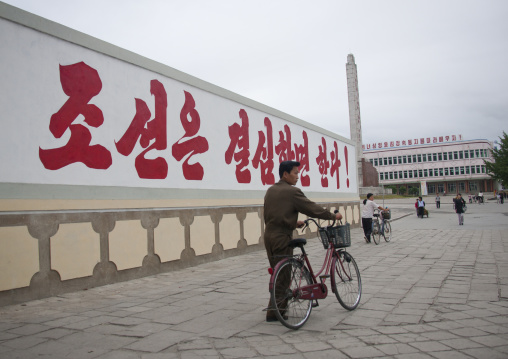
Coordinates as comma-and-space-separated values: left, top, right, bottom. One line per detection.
361, 159, 379, 187
0, 4, 360, 305
363, 139, 494, 194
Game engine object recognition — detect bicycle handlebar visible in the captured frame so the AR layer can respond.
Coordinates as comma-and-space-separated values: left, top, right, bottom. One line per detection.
300, 209, 340, 232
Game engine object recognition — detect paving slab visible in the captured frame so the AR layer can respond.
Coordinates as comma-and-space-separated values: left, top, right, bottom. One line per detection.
1, 197, 508, 358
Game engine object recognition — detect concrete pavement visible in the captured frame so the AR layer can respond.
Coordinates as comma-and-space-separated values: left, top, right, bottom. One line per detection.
1, 197, 508, 358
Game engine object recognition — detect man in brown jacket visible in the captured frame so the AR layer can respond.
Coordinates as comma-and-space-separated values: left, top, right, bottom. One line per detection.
264, 160, 342, 321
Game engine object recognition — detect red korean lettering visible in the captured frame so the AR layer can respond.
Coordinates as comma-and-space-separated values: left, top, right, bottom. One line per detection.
275, 124, 295, 162
330, 141, 341, 189
433, 137, 437, 143
390, 141, 394, 147
445, 136, 450, 141
252, 117, 275, 185
396, 141, 400, 146
426, 138, 431, 143
39, 62, 112, 170
294, 130, 310, 187
420, 138, 425, 144
408, 140, 412, 145
439, 136, 443, 142
225, 109, 251, 183
316, 137, 329, 187
172, 91, 209, 180
452, 135, 456, 141
402, 140, 406, 146
378, 143, 383, 148
116, 80, 168, 179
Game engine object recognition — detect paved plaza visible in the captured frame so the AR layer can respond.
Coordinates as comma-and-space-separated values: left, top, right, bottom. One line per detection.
1, 197, 507, 358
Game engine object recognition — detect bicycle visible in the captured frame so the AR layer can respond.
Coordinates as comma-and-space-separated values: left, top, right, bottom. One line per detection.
371, 209, 391, 245
268, 213, 362, 330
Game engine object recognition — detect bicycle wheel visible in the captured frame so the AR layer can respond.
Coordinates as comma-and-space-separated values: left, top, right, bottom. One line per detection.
383, 221, 392, 242
270, 258, 313, 330
332, 251, 362, 310
372, 220, 381, 245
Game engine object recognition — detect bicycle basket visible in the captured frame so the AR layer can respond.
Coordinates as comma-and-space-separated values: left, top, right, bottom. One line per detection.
381, 210, 391, 220
318, 223, 351, 249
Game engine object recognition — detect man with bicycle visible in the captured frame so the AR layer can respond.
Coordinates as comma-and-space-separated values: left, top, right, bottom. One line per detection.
263, 160, 342, 322
361, 193, 388, 243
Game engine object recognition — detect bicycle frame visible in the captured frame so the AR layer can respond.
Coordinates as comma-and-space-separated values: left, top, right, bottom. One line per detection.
268, 234, 352, 301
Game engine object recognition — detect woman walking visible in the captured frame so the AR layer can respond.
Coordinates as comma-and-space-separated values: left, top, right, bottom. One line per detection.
453, 193, 466, 225
362, 193, 388, 243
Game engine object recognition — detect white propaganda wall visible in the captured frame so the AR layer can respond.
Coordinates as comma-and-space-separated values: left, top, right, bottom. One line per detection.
0, 13, 357, 196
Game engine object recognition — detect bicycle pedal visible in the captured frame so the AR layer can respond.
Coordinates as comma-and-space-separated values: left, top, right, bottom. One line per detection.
312, 301, 319, 308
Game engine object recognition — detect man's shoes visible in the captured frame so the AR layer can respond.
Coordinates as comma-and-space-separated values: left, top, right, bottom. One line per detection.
266, 315, 278, 322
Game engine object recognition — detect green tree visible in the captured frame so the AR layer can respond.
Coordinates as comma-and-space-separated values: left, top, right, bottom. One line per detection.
485, 132, 508, 187
398, 187, 407, 195
408, 187, 419, 196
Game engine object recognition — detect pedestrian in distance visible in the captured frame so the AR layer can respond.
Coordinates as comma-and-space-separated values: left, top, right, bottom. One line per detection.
435, 194, 441, 208
415, 199, 418, 216
417, 197, 425, 218
263, 160, 342, 322
361, 193, 388, 243
453, 193, 467, 225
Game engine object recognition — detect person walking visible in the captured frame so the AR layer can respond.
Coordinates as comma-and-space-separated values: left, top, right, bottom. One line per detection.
453, 193, 466, 225
417, 196, 425, 218
362, 193, 388, 243
435, 194, 441, 208
263, 160, 342, 322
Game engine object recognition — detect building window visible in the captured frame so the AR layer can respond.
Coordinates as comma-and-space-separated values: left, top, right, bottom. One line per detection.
403, 155, 407, 164
481, 165, 486, 173
470, 149, 474, 158
383, 158, 388, 166
464, 151, 469, 159
409, 171, 413, 178
455, 167, 459, 175
388, 157, 393, 165
399, 171, 403, 179
419, 169, 423, 178
407, 155, 412, 163
417, 154, 422, 162
466, 166, 470, 174
460, 167, 465, 175
445, 168, 449, 176
476, 165, 481, 173
414, 170, 419, 178
450, 167, 455, 176
424, 169, 428, 177
423, 154, 427, 162
475, 149, 480, 158
433, 153, 437, 161
454, 151, 458, 160
434, 168, 438, 176
374, 158, 378, 166
394, 172, 399, 179
459, 151, 464, 159
428, 169, 433, 177
469, 181, 478, 192
413, 155, 417, 163
439, 168, 443, 176
458, 182, 465, 192
448, 152, 453, 160
448, 182, 456, 193
398, 156, 402, 164
471, 166, 476, 174
428, 184, 435, 194
438, 153, 442, 161
443, 152, 448, 161
404, 170, 408, 179
437, 184, 444, 193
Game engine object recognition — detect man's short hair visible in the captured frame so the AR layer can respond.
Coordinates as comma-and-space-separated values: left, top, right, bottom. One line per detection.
279, 160, 300, 179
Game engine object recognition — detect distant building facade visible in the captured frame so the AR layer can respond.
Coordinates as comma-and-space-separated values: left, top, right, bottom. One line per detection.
362, 135, 494, 195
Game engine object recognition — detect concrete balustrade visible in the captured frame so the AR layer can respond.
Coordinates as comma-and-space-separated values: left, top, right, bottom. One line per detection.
0, 201, 360, 306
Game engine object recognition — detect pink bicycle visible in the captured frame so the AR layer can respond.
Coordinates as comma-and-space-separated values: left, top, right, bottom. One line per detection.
268, 214, 362, 329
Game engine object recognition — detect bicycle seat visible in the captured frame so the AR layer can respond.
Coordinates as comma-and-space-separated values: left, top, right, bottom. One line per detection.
288, 238, 307, 248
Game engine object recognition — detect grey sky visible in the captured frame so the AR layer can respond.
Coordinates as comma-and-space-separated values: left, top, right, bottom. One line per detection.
3, 0, 508, 145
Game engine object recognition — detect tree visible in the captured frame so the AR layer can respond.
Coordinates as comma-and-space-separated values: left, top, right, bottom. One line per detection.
485, 132, 508, 187
398, 187, 407, 195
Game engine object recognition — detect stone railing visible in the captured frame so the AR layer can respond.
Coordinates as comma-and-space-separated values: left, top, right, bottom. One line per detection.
0, 201, 360, 306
